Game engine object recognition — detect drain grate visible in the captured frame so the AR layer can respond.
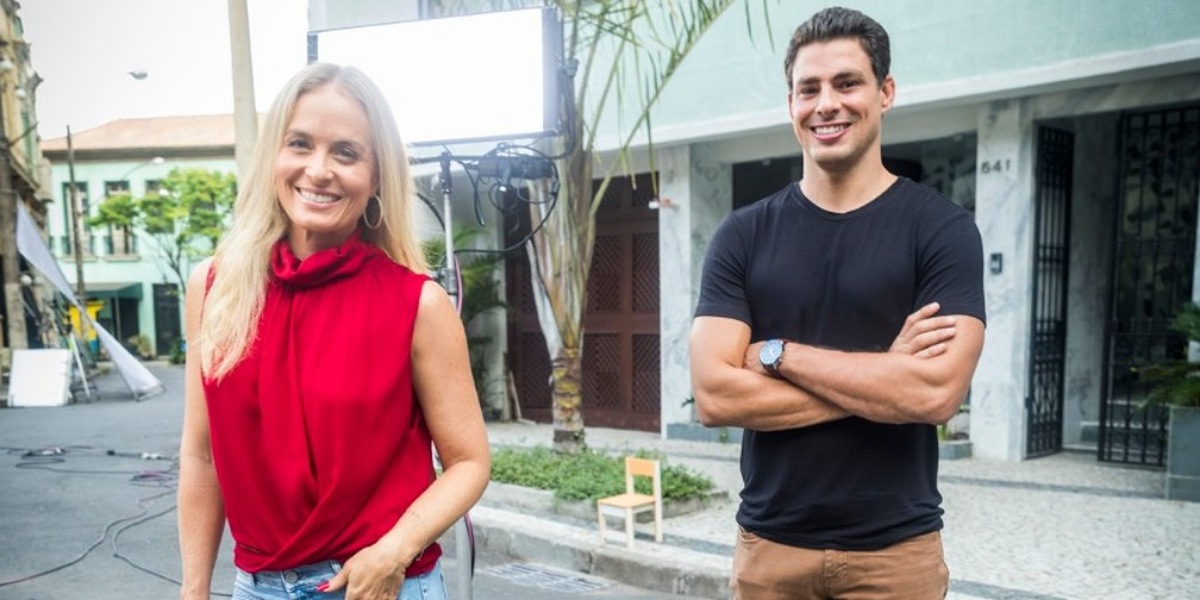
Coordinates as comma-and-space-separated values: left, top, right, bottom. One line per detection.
480, 562, 610, 593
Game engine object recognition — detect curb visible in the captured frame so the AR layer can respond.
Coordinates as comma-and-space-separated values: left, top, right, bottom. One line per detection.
470, 504, 731, 599
482, 481, 729, 522
939, 439, 973, 460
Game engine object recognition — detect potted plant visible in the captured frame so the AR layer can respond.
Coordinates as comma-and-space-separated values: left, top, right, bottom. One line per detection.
669, 396, 740, 444
1140, 303, 1200, 502
938, 403, 972, 460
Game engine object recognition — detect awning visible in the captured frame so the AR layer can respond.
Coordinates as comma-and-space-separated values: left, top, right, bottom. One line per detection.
84, 282, 144, 301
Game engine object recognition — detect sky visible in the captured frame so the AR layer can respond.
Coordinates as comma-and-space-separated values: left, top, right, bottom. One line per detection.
20, 0, 309, 141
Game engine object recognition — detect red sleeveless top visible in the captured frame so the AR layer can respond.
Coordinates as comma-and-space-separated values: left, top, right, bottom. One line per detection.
203, 235, 439, 575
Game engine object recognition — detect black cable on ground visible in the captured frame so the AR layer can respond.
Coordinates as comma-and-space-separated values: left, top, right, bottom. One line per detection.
0, 487, 172, 588
0, 447, 210, 595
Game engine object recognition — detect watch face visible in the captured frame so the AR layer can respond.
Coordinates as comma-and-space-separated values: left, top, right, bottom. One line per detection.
760, 339, 784, 366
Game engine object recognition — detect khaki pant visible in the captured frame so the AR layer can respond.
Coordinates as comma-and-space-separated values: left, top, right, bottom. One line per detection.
731, 528, 949, 600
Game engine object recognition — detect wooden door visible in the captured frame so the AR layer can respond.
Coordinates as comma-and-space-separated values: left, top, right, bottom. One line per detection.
506, 173, 661, 431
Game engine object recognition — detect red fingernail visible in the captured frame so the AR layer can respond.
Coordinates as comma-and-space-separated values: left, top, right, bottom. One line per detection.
317, 582, 329, 592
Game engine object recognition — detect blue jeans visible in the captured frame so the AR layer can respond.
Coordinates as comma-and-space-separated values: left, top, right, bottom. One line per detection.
232, 559, 447, 600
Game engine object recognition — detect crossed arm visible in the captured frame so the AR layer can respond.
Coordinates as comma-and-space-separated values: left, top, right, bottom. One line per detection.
689, 302, 985, 431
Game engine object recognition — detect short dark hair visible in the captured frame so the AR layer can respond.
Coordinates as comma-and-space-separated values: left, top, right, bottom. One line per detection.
783, 6, 891, 90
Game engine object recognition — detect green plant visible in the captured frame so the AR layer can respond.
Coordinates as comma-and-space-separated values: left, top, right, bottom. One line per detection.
681, 395, 732, 443
423, 228, 507, 414
88, 168, 236, 295
125, 334, 154, 360
1139, 303, 1200, 409
169, 339, 187, 365
490, 446, 714, 503
937, 404, 970, 441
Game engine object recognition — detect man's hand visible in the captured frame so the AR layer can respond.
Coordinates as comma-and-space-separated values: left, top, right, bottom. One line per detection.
889, 302, 958, 358
742, 302, 958, 374
319, 542, 408, 600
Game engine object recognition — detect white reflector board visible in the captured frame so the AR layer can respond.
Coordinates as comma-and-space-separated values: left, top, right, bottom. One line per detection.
8, 349, 72, 407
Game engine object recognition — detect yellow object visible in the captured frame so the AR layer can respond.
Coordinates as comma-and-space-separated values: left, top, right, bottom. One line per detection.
67, 300, 104, 341
597, 457, 663, 549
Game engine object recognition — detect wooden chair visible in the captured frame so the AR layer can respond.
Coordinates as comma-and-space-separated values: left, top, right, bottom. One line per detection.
596, 456, 663, 549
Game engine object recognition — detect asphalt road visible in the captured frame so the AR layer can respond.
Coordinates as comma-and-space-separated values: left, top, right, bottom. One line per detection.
442, 531, 698, 600
0, 451, 689, 600
0, 363, 694, 599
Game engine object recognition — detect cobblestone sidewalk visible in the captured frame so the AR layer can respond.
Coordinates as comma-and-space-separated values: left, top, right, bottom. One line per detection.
486, 422, 1200, 600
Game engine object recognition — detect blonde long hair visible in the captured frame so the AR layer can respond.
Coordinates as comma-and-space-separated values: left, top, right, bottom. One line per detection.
199, 63, 427, 380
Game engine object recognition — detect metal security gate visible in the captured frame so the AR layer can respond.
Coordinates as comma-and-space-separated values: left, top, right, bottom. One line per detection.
1026, 127, 1073, 458
1101, 106, 1200, 466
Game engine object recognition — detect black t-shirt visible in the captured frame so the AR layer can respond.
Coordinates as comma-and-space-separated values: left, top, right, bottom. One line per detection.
695, 177, 986, 550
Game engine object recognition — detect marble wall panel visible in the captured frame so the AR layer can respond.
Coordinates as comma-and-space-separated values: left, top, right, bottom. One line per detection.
657, 143, 733, 431
972, 99, 1037, 460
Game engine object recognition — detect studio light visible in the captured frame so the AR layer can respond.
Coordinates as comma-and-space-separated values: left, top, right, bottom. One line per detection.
312, 7, 561, 146
476, 155, 554, 181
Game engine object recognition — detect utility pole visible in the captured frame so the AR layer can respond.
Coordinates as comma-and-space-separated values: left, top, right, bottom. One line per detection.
66, 127, 90, 341
228, 0, 258, 180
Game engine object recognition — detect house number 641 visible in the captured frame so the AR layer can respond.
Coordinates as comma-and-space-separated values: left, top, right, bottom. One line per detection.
979, 159, 1012, 174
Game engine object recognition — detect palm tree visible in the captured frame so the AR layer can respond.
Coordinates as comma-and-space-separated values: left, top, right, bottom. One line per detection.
530, 0, 761, 453
431, 0, 764, 453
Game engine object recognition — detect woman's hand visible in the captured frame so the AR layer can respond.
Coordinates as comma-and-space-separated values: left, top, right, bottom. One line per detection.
319, 542, 408, 600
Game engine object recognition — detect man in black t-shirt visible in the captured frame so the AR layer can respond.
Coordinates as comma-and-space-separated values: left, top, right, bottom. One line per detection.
690, 7, 985, 600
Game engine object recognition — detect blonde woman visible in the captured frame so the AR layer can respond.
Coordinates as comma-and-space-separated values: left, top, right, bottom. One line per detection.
177, 63, 489, 600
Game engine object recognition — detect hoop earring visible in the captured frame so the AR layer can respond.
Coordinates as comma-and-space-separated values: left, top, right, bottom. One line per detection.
363, 195, 384, 230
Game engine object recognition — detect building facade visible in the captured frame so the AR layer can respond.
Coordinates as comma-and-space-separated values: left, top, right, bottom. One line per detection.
641, 0, 1200, 466
40, 115, 238, 357
320, 0, 1200, 463
0, 0, 49, 352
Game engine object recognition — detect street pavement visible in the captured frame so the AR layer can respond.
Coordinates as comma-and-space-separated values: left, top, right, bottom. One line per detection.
1, 362, 1198, 599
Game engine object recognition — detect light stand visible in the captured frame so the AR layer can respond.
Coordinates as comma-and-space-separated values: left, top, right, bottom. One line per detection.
18, 272, 42, 346
431, 151, 473, 599
438, 151, 458, 309
425, 149, 555, 600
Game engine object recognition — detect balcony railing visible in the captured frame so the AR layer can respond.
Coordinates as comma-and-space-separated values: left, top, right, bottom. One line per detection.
57, 233, 97, 258
103, 227, 139, 257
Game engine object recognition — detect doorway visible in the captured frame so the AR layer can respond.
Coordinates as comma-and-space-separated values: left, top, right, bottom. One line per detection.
1101, 105, 1200, 466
